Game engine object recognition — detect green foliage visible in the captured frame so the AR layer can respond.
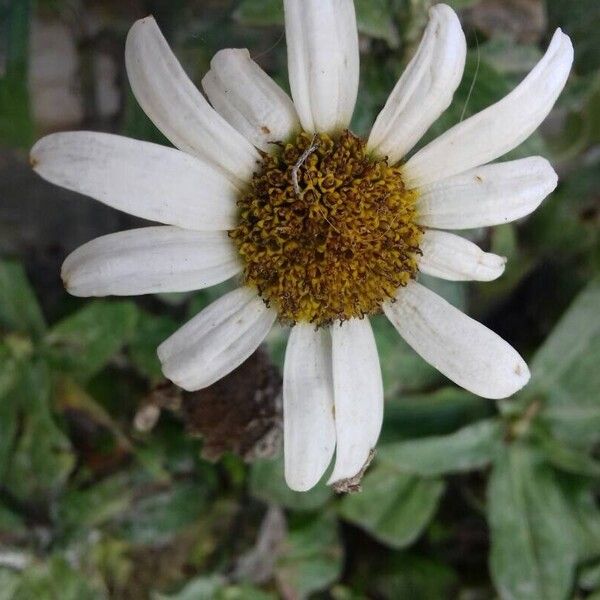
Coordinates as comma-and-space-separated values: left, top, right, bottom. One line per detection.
339, 464, 444, 549
1, 1, 600, 598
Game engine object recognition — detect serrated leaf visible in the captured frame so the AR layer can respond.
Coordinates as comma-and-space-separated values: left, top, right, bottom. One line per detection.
249, 455, 332, 511
0, 260, 46, 338
488, 444, 578, 600
339, 463, 444, 549
378, 419, 502, 476
44, 301, 138, 381
528, 278, 600, 447
276, 512, 343, 599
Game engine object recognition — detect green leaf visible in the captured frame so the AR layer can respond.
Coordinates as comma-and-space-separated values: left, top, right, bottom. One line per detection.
0, 569, 21, 600
378, 419, 502, 477
0, 260, 46, 338
532, 425, 600, 477
249, 455, 332, 511
381, 387, 493, 442
559, 477, 600, 562
339, 463, 444, 549
528, 278, 600, 446
234, 0, 283, 26
487, 444, 578, 600
0, 0, 33, 147
547, 0, 600, 75
56, 475, 133, 538
580, 561, 600, 591
355, 0, 399, 47
371, 314, 441, 396
11, 556, 103, 600
119, 482, 210, 545
157, 577, 276, 600
129, 312, 178, 381
276, 512, 343, 598
235, 0, 399, 47
372, 554, 458, 600
2, 361, 74, 499
44, 301, 138, 381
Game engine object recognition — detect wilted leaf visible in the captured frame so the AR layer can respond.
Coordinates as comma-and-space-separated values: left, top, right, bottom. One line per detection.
249, 455, 332, 511
339, 463, 444, 549
0, 260, 46, 338
528, 278, 600, 447
181, 348, 281, 463
276, 512, 343, 598
378, 419, 502, 476
44, 300, 138, 381
488, 444, 578, 600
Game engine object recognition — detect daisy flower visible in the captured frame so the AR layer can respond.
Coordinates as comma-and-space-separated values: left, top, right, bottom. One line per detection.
30, 2, 573, 491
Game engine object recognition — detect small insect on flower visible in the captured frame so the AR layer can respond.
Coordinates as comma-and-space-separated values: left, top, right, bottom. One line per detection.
30, 2, 573, 491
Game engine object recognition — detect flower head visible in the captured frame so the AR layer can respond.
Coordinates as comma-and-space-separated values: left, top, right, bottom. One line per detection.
30, 1, 573, 491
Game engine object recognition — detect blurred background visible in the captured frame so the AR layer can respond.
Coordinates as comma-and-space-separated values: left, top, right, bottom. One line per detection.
0, 0, 599, 598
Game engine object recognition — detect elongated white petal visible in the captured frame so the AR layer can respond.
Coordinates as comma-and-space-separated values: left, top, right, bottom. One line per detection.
368, 4, 465, 164
125, 16, 259, 184
202, 49, 300, 152
158, 287, 276, 392
404, 29, 573, 187
419, 230, 506, 282
284, 0, 359, 133
62, 227, 241, 297
384, 282, 530, 399
328, 318, 383, 485
31, 132, 239, 230
284, 325, 336, 491
416, 157, 557, 229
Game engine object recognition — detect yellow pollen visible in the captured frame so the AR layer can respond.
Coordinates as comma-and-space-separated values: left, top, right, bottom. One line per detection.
230, 131, 423, 326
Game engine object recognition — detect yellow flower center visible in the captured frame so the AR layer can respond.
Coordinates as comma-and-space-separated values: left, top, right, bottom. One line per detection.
230, 131, 423, 326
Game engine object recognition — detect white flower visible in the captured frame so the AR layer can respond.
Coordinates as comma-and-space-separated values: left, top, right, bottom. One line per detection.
30, 1, 573, 492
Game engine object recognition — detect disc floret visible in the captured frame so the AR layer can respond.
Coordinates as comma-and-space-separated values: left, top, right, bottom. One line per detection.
230, 131, 423, 326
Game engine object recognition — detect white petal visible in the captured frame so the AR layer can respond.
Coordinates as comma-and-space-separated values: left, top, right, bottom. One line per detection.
125, 16, 259, 184
202, 49, 300, 152
404, 29, 573, 187
368, 4, 466, 164
62, 226, 241, 297
30, 132, 239, 230
419, 230, 506, 282
384, 282, 530, 399
416, 157, 557, 229
158, 287, 276, 392
284, 0, 359, 133
283, 325, 336, 492
327, 318, 383, 485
